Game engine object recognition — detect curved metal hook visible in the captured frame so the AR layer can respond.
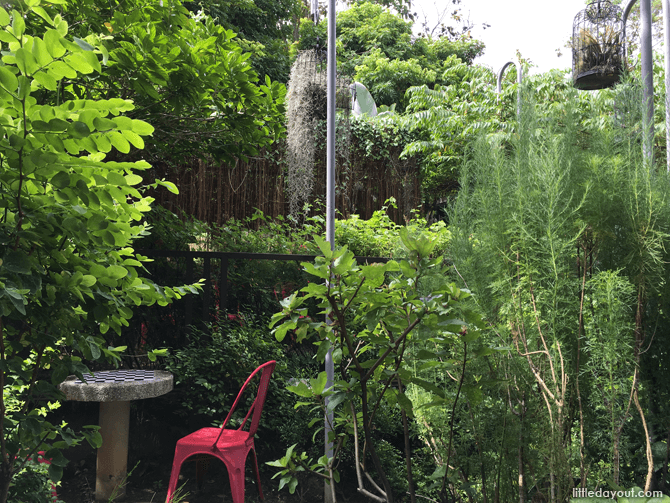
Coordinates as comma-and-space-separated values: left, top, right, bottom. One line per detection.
496, 61, 523, 117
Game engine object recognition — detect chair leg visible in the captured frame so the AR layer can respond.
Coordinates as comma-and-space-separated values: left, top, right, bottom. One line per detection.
165, 453, 186, 503
227, 465, 246, 503
250, 449, 264, 500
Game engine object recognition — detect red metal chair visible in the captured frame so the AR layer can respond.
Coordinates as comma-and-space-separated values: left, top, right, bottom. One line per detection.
165, 360, 277, 503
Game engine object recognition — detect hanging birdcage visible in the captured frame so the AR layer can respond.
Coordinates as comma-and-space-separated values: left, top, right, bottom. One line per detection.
572, 0, 624, 90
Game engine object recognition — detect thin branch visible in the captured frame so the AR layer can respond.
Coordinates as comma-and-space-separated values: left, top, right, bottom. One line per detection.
440, 339, 467, 499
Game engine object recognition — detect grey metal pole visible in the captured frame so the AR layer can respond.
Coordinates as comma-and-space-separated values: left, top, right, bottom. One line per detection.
641, 0, 654, 166
325, 0, 336, 499
496, 61, 523, 117
663, 0, 670, 171
623, 0, 655, 167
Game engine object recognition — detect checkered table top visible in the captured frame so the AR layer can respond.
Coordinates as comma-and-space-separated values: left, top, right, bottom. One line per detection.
73, 370, 158, 385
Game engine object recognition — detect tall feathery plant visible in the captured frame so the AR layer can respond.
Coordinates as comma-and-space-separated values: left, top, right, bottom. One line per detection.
450, 75, 670, 501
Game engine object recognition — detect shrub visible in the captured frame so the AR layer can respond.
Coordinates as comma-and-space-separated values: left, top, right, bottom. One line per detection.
8, 455, 62, 503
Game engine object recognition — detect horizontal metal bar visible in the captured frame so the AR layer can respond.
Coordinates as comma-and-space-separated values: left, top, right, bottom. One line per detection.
135, 250, 392, 263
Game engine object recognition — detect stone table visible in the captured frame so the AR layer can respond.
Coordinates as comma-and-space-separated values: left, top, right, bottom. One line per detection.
59, 369, 173, 501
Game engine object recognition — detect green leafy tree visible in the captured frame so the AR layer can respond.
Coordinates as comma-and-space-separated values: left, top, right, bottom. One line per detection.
47, 0, 288, 164
296, 2, 484, 104
188, 0, 305, 83
0, 2, 200, 501
268, 232, 486, 503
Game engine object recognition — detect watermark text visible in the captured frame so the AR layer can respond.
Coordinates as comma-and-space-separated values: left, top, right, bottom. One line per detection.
572, 487, 664, 499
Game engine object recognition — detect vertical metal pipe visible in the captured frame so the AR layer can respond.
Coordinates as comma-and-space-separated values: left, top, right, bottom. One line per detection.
663, 0, 670, 171
202, 256, 211, 324
325, 0, 336, 500
517, 63, 523, 118
622, 0, 655, 167
219, 257, 228, 313
641, 0, 654, 166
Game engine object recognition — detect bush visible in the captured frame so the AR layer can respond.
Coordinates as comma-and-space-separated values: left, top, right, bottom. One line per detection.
335, 199, 451, 257
9, 455, 62, 503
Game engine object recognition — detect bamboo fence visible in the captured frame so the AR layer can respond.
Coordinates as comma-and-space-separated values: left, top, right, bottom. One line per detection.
145, 141, 421, 226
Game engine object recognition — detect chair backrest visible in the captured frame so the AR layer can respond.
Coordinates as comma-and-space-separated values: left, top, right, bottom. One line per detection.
218, 360, 276, 439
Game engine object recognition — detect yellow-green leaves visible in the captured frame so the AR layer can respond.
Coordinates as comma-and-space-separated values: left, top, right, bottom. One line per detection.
32, 38, 53, 67
0, 7, 9, 26
0, 66, 18, 92
11, 10, 25, 38
44, 30, 66, 58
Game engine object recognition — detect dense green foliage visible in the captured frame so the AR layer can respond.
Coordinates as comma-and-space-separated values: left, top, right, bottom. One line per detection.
8, 454, 62, 503
442, 77, 670, 501
46, 0, 288, 163
0, 2, 200, 501
296, 2, 484, 113
187, 0, 304, 83
269, 232, 487, 503
164, 314, 318, 456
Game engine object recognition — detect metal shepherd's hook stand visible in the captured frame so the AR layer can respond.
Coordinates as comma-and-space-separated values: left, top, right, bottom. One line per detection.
496, 61, 523, 118
622, 0, 656, 168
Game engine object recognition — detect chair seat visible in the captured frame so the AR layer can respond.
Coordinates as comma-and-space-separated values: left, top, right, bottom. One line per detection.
177, 427, 252, 450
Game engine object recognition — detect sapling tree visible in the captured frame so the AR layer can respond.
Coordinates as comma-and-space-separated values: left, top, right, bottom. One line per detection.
0, 2, 200, 501
268, 231, 485, 503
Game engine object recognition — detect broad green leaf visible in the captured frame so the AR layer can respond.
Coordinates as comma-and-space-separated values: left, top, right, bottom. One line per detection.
107, 171, 127, 186
106, 265, 128, 280
8, 134, 25, 150
32, 70, 58, 91
11, 10, 25, 38
65, 53, 94, 74
0, 66, 18, 92
108, 131, 130, 153
15, 48, 39, 75
93, 134, 112, 153
314, 234, 334, 258
32, 37, 53, 66
50, 171, 70, 189
73, 37, 94, 51
48, 60, 76, 79
3, 250, 32, 274
80, 50, 101, 73
31, 7, 53, 25
93, 116, 117, 131
303, 262, 329, 279
77, 109, 99, 131
67, 121, 91, 139
154, 178, 178, 194
17, 75, 31, 99
48, 464, 63, 483
54, 15, 67, 36
130, 119, 154, 135
0, 31, 17, 43
80, 275, 97, 287
286, 380, 312, 398
121, 129, 143, 149
125, 173, 143, 185
44, 29, 66, 58
0, 7, 9, 25
310, 371, 328, 395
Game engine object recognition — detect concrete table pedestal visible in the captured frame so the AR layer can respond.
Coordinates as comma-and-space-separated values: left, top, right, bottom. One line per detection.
59, 370, 173, 501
